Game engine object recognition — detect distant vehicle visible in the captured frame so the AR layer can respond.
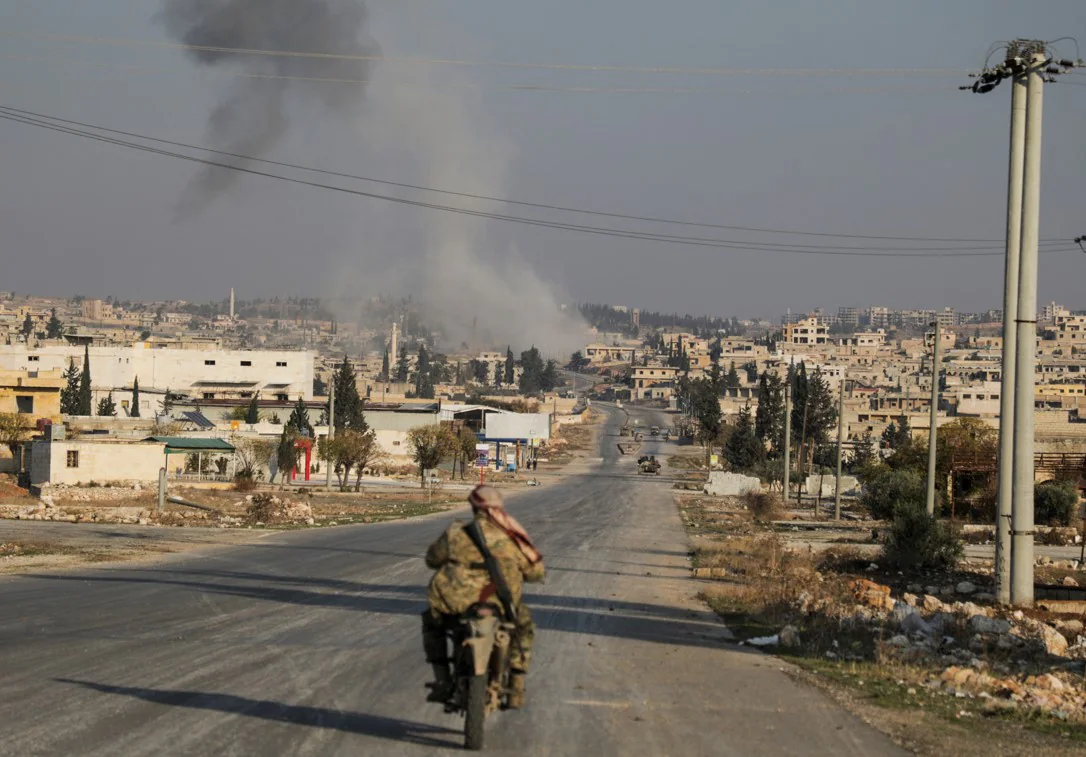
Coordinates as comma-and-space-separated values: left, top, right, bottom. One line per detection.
637, 455, 661, 475
650, 426, 660, 437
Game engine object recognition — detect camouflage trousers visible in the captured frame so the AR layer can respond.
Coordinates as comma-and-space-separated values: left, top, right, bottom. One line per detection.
421, 603, 535, 673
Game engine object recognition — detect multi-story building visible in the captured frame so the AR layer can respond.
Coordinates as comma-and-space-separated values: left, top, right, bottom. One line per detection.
631, 366, 678, 401
783, 317, 828, 346
837, 307, 860, 329
867, 306, 890, 329
0, 345, 314, 415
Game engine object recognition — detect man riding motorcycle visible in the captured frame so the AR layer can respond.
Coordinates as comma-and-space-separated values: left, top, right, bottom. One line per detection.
422, 484, 545, 709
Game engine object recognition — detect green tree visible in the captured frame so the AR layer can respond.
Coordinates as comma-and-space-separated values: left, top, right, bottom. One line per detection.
333, 356, 366, 432
288, 397, 313, 437
850, 430, 876, 472
380, 349, 390, 382
406, 424, 454, 483
789, 362, 809, 445
519, 346, 546, 394
159, 388, 174, 417
275, 424, 298, 488
96, 392, 117, 417
724, 361, 741, 390
804, 368, 837, 447
60, 358, 81, 415
0, 412, 34, 457
46, 308, 63, 339
320, 428, 385, 491
313, 374, 328, 397
20, 313, 33, 340
504, 346, 515, 385
139, 329, 152, 341
493, 361, 504, 389
541, 360, 560, 391
415, 345, 435, 399
395, 346, 410, 382
860, 467, 926, 520
246, 393, 260, 424
724, 404, 764, 472
754, 372, 784, 450
1035, 481, 1080, 526
882, 421, 910, 450
77, 345, 92, 416
130, 376, 141, 418
689, 377, 723, 466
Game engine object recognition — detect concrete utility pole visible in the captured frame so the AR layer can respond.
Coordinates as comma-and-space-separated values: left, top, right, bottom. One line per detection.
834, 375, 846, 521
1011, 51, 1046, 607
782, 383, 792, 500
996, 61, 1027, 605
925, 319, 941, 515
325, 376, 335, 491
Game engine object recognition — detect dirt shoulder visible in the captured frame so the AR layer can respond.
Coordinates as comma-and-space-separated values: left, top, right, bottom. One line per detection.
674, 491, 1086, 757
0, 519, 269, 576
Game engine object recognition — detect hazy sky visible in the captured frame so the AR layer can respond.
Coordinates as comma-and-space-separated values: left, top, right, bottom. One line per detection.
1, 0, 1085, 324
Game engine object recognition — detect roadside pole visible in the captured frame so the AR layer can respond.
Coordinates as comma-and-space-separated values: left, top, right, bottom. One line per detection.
782, 383, 792, 502
1011, 52, 1046, 607
834, 375, 846, 521
925, 319, 941, 515
157, 467, 166, 515
996, 61, 1027, 604
325, 377, 335, 491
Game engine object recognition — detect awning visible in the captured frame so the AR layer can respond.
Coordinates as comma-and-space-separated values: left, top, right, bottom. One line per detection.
145, 436, 236, 454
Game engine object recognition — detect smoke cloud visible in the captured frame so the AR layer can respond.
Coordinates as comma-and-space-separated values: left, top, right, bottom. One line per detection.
332, 63, 588, 358
157, 0, 377, 211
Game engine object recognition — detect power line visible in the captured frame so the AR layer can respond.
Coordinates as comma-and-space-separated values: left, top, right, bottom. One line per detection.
0, 107, 1078, 259
0, 52, 955, 95
1, 104, 1069, 249
0, 31, 968, 77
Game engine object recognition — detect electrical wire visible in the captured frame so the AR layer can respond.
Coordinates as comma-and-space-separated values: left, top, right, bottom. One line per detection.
0, 52, 956, 95
1, 104, 1069, 249
0, 31, 968, 77
0, 108, 1078, 259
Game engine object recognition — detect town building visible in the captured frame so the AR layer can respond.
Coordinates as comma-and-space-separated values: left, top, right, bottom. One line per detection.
783, 317, 829, 346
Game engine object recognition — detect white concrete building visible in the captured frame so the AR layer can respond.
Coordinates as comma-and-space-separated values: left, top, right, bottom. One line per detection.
0, 345, 314, 415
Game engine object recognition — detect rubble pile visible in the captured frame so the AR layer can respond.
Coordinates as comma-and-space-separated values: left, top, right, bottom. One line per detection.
37, 483, 146, 502
785, 576, 1086, 721
245, 494, 315, 526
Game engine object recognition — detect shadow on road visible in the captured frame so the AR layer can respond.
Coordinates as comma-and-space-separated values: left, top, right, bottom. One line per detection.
29, 570, 731, 651
55, 679, 460, 748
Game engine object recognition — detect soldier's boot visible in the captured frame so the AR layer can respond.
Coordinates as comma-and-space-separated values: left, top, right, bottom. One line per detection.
426, 661, 454, 703
506, 671, 527, 710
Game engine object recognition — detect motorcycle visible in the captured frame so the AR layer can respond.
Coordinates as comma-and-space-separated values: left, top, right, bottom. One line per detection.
441, 603, 518, 750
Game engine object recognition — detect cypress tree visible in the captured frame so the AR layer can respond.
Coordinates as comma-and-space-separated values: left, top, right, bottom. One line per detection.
246, 393, 260, 424
503, 346, 515, 385
78, 345, 92, 416
131, 376, 141, 418
60, 358, 81, 415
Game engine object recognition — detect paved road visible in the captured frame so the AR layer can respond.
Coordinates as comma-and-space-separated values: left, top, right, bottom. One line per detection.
0, 406, 907, 756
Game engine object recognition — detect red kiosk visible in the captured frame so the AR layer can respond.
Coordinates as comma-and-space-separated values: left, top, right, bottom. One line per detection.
290, 437, 314, 482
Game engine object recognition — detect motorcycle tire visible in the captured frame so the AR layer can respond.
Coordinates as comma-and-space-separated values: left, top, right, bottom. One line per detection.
464, 673, 487, 750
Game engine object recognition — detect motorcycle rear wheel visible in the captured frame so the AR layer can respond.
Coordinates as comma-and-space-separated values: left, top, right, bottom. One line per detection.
464, 673, 487, 750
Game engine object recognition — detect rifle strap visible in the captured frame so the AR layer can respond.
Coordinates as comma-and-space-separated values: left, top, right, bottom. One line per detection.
463, 520, 516, 623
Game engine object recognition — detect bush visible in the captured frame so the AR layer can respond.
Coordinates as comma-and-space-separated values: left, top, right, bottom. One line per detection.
881, 504, 963, 572
860, 467, 925, 520
233, 474, 258, 492
742, 491, 782, 522
1035, 481, 1080, 526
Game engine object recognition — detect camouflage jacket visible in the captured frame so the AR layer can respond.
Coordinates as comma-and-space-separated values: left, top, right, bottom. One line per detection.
426, 514, 545, 616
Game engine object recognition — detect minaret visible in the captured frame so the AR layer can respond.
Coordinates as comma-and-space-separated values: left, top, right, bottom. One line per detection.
390, 322, 399, 367
229, 288, 235, 319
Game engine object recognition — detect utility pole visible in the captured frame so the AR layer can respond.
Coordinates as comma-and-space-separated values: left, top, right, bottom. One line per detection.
996, 59, 1027, 605
782, 383, 792, 501
925, 319, 941, 515
1011, 51, 1046, 607
325, 376, 335, 491
834, 375, 846, 521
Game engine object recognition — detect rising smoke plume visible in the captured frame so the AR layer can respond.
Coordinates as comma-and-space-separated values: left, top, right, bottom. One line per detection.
331, 59, 588, 358
157, 0, 377, 211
